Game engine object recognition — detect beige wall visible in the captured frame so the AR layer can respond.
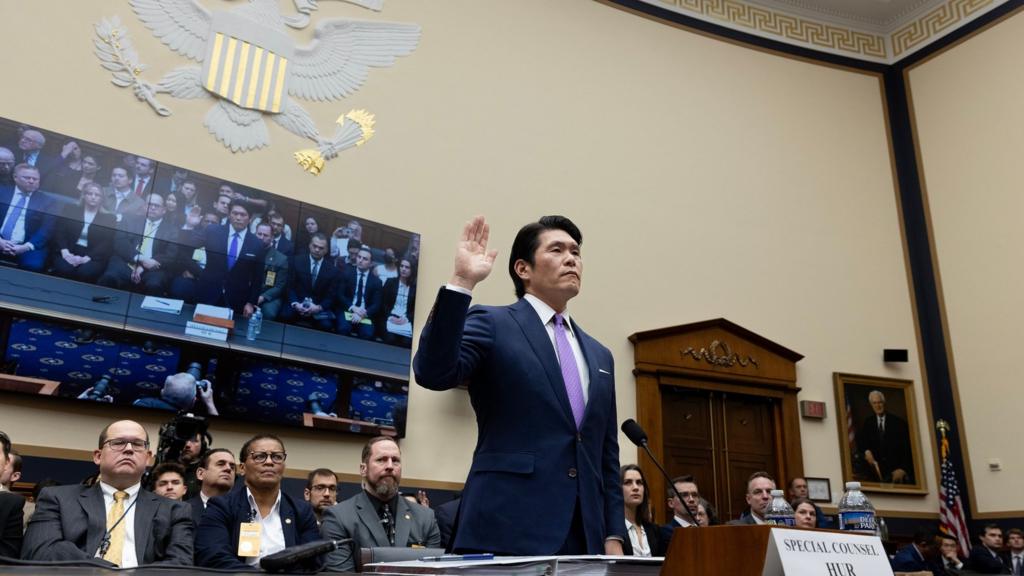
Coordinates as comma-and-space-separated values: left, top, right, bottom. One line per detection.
0, 0, 932, 512
907, 9, 1024, 515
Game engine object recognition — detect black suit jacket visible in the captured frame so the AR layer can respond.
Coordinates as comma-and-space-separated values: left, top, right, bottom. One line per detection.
187, 495, 206, 533
0, 491, 24, 558
271, 235, 293, 256
621, 519, 665, 557
339, 267, 383, 317
286, 254, 339, 309
112, 216, 179, 266
381, 278, 416, 321
21, 483, 193, 565
194, 484, 321, 571
969, 545, 1011, 574
52, 205, 116, 259
857, 411, 914, 483
195, 225, 265, 311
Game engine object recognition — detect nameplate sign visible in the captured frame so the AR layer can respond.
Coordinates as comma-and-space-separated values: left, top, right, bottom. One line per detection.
762, 527, 893, 576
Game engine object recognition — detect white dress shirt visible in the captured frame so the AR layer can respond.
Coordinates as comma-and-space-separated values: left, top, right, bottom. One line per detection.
625, 519, 652, 557
98, 481, 141, 568
244, 488, 285, 565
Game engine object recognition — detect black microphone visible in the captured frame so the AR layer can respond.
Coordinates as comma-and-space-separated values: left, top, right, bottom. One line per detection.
620, 419, 700, 527
259, 539, 353, 572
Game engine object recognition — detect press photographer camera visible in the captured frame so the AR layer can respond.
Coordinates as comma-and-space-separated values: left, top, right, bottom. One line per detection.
132, 362, 219, 416
76, 374, 116, 403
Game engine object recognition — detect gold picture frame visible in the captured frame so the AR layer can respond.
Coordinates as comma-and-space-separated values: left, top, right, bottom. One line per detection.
833, 373, 928, 495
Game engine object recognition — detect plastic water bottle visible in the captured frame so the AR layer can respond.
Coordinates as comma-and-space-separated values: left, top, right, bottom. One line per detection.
765, 489, 796, 526
246, 312, 258, 341
252, 308, 263, 335
838, 481, 876, 533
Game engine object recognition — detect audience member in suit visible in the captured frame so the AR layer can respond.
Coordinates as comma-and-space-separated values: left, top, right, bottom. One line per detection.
45, 142, 101, 201
1007, 529, 1024, 576
97, 193, 179, 294
177, 179, 202, 222
51, 182, 116, 283
186, 448, 236, 529
970, 524, 1011, 574
101, 167, 146, 225
414, 216, 625, 555
21, 420, 194, 567
150, 462, 187, 501
195, 201, 265, 315
321, 437, 441, 572
253, 222, 289, 320
788, 477, 830, 528
281, 233, 339, 331
0, 164, 55, 272
303, 468, 338, 526
0, 449, 21, 491
728, 471, 775, 525
380, 258, 417, 347
195, 434, 321, 571
130, 157, 155, 199
891, 532, 940, 574
659, 475, 701, 545
0, 148, 15, 187
338, 244, 383, 338
434, 495, 460, 551
857, 389, 914, 484
11, 129, 61, 177
620, 464, 664, 557
266, 211, 293, 256
167, 210, 219, 303
937, 533, 966, 575
0, 431, 25, 559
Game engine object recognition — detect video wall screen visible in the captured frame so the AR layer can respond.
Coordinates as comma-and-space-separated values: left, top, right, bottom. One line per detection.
0, 116, 418, 436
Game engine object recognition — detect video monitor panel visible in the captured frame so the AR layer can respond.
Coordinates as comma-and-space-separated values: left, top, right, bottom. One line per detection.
0, 115, 419, 437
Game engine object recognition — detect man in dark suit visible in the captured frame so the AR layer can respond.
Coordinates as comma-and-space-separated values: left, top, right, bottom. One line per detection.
937, 533, 966, 575
337, 244, 383, 338
195, 434, 320, 571
97, 192, 179, 294
130, 157, 155, 198
21, 420, 193, 567
970, 524, 1011, 574
659, 475, 700, 545
0, 431, 25, 558
101, 167, 146, 225
787, 477, 829, 528
195, 200, 265, 315
281, 233, 338, 331
414, 215, 625, 555
266, 212, 293, 256
186, 448, 236, 528
857, 389, 914, 484
253, 222, 289, 320
322, 437, 441, 571
433, 495, 460, 551
0, 164, 55, 271
728, 471, 775, 525
891, 532, 940, 574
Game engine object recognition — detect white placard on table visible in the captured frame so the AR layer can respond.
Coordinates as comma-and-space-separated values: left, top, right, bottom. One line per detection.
762, 527, 894, 576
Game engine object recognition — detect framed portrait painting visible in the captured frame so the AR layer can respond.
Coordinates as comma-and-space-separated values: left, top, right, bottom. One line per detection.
833, 373, 928, 495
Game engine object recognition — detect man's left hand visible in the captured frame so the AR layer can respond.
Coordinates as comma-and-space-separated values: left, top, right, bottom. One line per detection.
604, 540, 624, 556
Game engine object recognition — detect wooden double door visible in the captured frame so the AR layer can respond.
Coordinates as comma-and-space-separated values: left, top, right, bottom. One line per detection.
630, 319, 804, 524
661, 384, 779, 522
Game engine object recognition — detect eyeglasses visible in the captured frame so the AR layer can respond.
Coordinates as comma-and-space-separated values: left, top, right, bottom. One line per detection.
310, 484, 337, 493
249, 451, 286, 463
103, 438, 149, 451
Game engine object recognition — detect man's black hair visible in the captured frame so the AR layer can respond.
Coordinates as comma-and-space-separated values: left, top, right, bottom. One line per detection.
507, 215, 582, 299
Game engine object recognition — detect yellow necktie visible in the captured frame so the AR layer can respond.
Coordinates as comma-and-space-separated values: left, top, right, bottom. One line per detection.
103, 490, 129, 565
139, 220, 156, 260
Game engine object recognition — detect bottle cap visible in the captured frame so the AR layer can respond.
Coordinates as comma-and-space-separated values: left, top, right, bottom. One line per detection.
845, 481, 861, 490
770, 489, 784, 497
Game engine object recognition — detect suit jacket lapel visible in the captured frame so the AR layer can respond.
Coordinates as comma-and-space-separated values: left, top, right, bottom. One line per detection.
355, 492, 389, 546
394, 497, 412, 547
509, 299, 575, 428
134, 490, 157, 563
572, 319, 603, 425
80, 485, 107, 557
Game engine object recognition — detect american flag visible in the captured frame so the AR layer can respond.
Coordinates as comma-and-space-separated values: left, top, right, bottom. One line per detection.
938, 427, 971, 555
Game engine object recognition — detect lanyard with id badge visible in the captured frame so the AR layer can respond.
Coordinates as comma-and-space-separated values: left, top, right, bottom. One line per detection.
238, 508, 262, 558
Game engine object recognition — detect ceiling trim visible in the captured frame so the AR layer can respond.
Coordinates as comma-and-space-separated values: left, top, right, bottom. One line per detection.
634, 0, 1009, 63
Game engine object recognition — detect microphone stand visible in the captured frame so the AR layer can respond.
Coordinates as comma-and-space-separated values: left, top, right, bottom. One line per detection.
636, 439, 701, 528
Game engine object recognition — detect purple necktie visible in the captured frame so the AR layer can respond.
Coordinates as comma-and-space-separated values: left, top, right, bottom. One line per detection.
227, 233, 239, 269
554, 314, 585, 429
1, 192, 29, 240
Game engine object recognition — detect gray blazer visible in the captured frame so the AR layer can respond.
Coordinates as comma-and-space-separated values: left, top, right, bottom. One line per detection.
321, 491, 440, 572
21, 483, 193, 566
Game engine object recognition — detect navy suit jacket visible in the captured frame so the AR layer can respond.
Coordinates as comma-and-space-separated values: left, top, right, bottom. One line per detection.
0, 186, 55, 248
195, 225, 266, 311
414, 288, 624, 555
891, 544, 939, 575
194, 484, 321, 571
286, 254, 339, 309
969, 545, 1011, 574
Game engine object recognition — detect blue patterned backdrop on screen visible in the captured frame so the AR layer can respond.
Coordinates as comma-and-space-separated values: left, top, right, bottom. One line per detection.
4, 316, 182, 404
349, 378, 408, 428
229, 360, 340, 426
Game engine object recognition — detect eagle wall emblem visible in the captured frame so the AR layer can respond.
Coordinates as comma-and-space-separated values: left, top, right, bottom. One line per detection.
94, 0, 421, 174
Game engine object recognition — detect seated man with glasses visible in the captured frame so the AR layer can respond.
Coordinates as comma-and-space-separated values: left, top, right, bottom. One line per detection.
303, 468, 338, 526
195, 434, 321, 571
659, 475, 702, 545
22, 420, 194, 567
